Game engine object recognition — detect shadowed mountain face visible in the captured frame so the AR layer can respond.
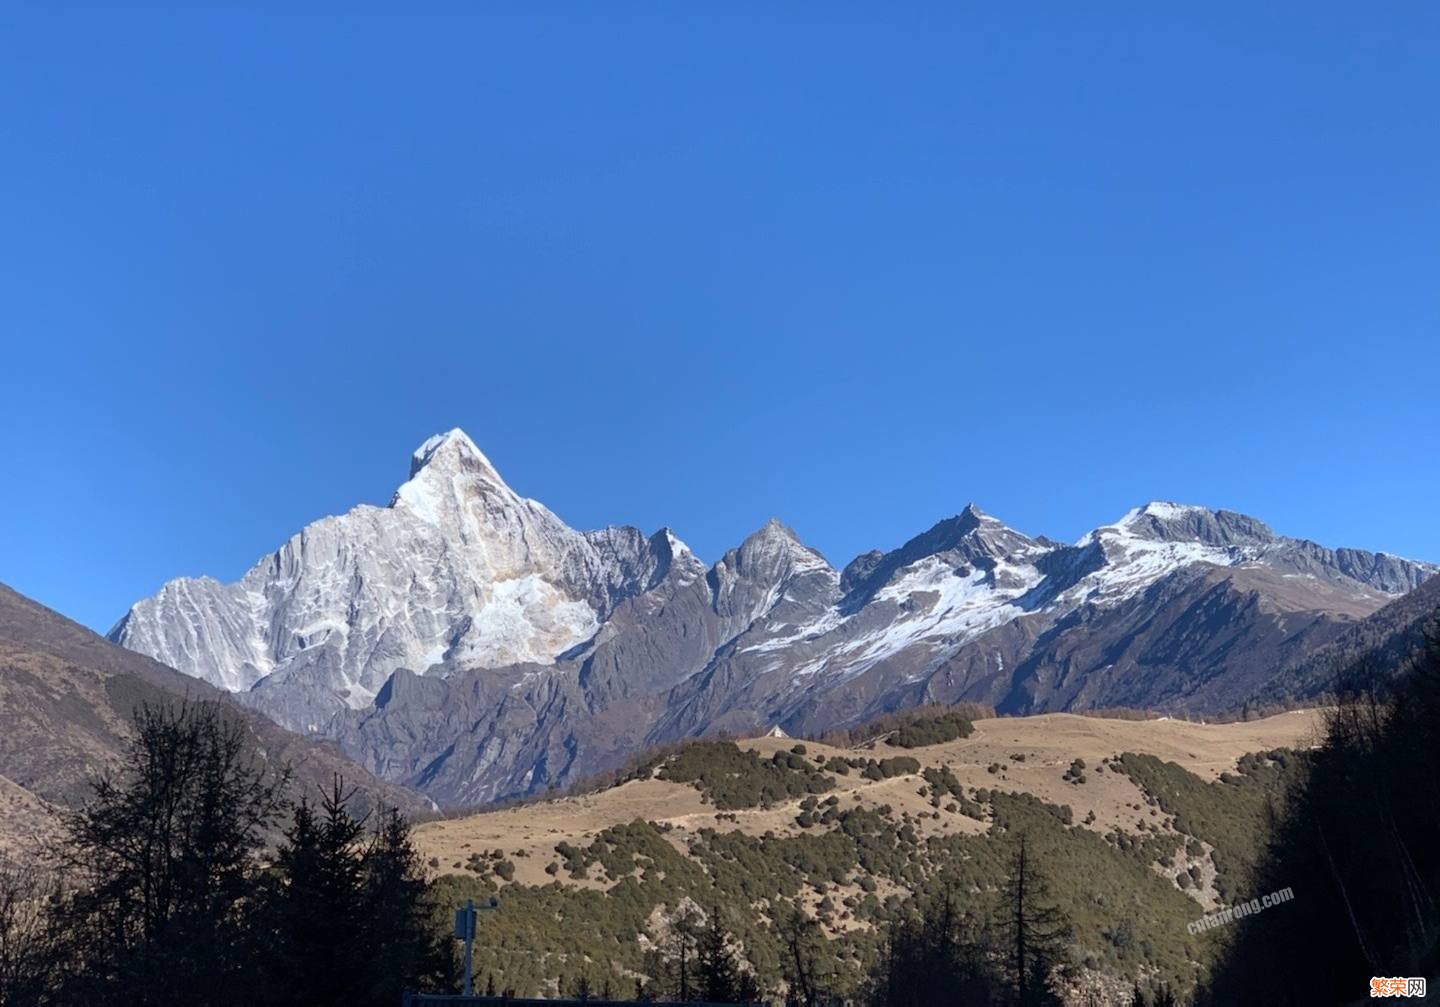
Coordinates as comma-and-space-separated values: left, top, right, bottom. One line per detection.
1246, 572, 1440, 706
0, 582, 429, 860
109, 431, 1435, 806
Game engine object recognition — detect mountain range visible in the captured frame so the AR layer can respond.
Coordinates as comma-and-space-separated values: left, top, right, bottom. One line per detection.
109, 429, 1435, 805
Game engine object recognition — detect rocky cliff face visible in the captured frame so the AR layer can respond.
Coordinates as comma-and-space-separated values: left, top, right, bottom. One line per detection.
111, 430, 1435, 805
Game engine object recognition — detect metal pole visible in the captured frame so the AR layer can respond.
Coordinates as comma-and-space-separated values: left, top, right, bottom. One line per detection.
463, 898, 475, 996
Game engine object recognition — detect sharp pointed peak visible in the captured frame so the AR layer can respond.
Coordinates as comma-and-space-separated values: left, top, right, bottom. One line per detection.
409, 427, 496, 477
652, 526, 697, 559
744, 516, 799, 542
392, 428, 515, 521
925, 503, 1001, 539
732, 518, 834, 573
954, 502, 1006, 527
421, 426, 478, 451
659, 526, 690, 548
749, 517, 827, 552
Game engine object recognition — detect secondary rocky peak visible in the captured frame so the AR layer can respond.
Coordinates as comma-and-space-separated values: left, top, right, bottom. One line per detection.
654, 527, 694, 558
836, 506, 1038, 611
940, 505, 987, 538
706, 520, 839, 629
1111, 502, 1275, 548
752, 516, 799, 542
907, 506, 1033, 562
734, 519, 832, 573
638, 527, 706, 586
958, 502, 991, 522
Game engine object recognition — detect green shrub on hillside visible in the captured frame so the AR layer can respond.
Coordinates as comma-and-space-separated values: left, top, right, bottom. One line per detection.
888, 711, 976, 748
424, 746, 1301, 1001
844, 754, 922, 782
814, 702, 993, 747
655, 741, 835, 810
1113, 749, 1299, 902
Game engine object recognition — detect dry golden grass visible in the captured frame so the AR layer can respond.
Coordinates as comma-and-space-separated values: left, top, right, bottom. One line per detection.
414, 709, 1327, 885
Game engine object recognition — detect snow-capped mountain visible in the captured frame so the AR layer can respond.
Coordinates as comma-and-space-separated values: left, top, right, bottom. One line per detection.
111, 430, 696, 728
111, 430, 1435, 804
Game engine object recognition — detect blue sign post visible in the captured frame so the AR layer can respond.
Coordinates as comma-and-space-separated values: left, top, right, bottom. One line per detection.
453, 896, 499, 995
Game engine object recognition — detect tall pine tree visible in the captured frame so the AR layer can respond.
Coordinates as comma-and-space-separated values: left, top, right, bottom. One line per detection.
863, 890, 996, 1006
47, 701, 287, 1006
257, 778, 369, 1004
994, 835, 1070, 1007
255, 777, 446, 1005
695, 907, 762, 1003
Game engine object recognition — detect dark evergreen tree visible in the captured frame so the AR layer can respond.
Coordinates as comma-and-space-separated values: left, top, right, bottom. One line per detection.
3, 704, 446, 1007
697, 913, 741, 1001
255, 777, 445, 1005
778, 905, 829, 1007
650, 904, 703, 1001
994, 835, 1070, 1006
359, 808, 450, 1000
256, 779, 369, 1005
862, 890, 996, 1006
665, 904, 699, 1002
695, 907, 762, 1003
46, 701, 287, 1006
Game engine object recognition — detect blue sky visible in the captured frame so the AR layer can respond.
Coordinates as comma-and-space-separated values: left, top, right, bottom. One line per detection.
2, 4, 1436, 633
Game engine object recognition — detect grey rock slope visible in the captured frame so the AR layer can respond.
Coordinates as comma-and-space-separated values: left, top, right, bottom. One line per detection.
0, 581, 430, 850
112, 432, 1435, 805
